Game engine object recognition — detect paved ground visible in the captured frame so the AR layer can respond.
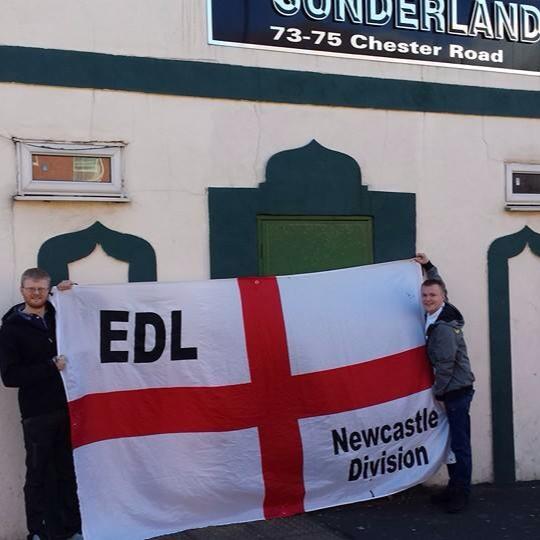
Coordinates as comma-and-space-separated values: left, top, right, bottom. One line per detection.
158, 481, 540, 540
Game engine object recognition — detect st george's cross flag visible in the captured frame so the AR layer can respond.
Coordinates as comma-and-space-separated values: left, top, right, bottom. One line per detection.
52, 260, 450, 540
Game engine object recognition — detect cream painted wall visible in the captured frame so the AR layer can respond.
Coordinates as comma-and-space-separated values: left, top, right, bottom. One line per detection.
509, 247, 540, 481
1, 82, 540, 537
0, 0, 539, 91
68, 245, 130, 284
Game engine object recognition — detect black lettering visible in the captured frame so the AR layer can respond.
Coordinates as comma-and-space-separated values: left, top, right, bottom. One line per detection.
348, 458, 362, 481
134, 312, 166, 363
362, 426, 380, 447
386, 454, 397, 473
404, 418, 415, 437
422, 407, 429, 432
332, 427, 349, 455
171, 311, 198, 360
393, 421, 404, 440
349, 431, 362, 451
369, 457, 381, 476
403, 449, 415, 468
380, 424, 392, 443
415, 445, 429, 466
415, 410, 424, 433
428, 410, 439, 428
100, 310, 129, 363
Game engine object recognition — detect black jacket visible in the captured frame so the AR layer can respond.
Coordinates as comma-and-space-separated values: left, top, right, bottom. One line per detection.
0, 301, 67, 419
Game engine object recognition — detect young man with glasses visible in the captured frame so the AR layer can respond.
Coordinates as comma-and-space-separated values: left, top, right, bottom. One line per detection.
0, 268, 82, 540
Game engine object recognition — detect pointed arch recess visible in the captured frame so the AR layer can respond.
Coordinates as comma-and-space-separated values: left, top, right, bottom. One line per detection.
488, 226, 540, 484
38, 221, 157, 285
208, 140, 416, 278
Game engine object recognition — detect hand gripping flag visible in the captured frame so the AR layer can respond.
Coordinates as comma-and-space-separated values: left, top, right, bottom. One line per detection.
52, 260, 449, 540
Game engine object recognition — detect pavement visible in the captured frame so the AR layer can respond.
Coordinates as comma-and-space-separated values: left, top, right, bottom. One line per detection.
159, 481, 540, 540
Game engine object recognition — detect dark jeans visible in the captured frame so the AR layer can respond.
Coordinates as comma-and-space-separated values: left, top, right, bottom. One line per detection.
444, 387, 474, 495
22, 409, 81, 539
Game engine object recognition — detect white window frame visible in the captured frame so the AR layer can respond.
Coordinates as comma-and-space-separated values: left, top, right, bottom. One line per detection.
505, 162, 540, 205
15, 139, 128, 201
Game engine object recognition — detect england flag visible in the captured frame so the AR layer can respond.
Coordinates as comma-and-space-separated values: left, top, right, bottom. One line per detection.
52, 260, 449, 540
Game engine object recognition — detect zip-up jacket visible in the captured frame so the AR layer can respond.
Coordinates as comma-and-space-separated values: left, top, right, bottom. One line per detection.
0, 302, 67, 419
423, 262, 475, 399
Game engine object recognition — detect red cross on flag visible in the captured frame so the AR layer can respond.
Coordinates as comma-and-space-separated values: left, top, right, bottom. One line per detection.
53, 260, 449, 540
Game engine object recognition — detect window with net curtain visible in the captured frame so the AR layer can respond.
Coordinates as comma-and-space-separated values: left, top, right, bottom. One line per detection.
15, 139, 127, 201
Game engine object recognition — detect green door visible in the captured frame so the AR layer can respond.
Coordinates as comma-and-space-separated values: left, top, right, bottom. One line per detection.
257, 216, 373, 276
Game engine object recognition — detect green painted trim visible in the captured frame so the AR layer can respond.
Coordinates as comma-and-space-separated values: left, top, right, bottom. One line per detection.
0, 45, 539, 118
488, 226, 540, 484
37, 221, 157, 285
209, 140, 415, 278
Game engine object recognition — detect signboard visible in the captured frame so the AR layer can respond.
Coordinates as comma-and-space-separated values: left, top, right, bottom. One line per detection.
208, 0, 540, 75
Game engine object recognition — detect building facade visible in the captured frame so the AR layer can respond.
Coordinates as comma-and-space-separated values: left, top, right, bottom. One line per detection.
1, 1, 539, 538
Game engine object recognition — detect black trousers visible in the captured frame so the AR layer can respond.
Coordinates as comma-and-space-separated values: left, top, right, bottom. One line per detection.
445, 387, 474, 495
22, 409, 81, 539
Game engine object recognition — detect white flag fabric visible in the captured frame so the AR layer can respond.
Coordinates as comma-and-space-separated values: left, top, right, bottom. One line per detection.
52, 260, 449, 540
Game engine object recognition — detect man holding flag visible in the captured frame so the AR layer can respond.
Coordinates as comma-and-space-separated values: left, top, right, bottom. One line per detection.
51, 260, 451, 539
415, 253, 475, 513
0, 268, 82, 540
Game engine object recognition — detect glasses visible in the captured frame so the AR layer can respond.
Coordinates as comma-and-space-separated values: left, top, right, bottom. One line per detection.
22, 287, 49, 294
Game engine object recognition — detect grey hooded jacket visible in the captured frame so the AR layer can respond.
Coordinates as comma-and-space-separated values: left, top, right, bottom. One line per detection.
423, 263, 475, 399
